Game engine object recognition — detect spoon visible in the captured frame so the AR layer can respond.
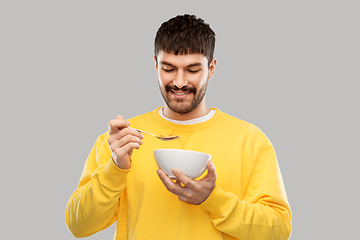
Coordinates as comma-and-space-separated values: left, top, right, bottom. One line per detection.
135, 129, 179, 141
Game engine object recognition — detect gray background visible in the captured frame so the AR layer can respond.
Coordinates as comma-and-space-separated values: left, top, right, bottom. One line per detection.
1, 0, 359, 239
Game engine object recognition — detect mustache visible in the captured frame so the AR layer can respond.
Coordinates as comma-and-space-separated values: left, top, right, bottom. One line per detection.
165, 83, 196, 94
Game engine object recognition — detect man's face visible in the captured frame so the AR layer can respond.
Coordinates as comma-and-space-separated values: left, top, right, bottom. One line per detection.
155, 51, 216, 115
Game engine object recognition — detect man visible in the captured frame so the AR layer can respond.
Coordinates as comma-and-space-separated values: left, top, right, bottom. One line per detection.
66, 14, 292, 239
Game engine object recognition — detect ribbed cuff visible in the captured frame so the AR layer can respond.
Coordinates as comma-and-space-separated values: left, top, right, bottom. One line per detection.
98, 159, 132, 190
198, 185, 236, 217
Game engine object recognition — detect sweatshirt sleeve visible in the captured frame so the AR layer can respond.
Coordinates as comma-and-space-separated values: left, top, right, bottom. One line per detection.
66, 132, 131, 238
199, 140, 292, 240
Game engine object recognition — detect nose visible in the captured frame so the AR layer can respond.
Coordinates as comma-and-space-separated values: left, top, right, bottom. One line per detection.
173, 71, 188, 89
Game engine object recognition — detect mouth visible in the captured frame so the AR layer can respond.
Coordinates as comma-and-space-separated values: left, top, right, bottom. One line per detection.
170, 90, 191, 95
170, 90, 192, 99
164, 83, 196, 100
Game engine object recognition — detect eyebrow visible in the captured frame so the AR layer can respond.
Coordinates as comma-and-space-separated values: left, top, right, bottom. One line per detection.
160, 61, 203, 68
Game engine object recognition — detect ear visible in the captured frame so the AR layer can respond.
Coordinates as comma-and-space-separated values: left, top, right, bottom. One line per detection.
153, 56, 158, 71
208, 58, 217, 80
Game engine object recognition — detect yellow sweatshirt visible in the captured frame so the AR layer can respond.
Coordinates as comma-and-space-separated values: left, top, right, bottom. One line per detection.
66, 108, 292, 240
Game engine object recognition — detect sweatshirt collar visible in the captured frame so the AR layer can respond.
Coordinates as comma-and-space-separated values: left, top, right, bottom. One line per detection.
158, 107, 216, 125
151, 107, 222, 132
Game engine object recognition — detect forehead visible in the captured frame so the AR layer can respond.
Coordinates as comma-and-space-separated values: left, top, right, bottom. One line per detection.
157, 51, 208, 67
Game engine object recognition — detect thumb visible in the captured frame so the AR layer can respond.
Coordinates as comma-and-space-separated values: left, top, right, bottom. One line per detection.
206, 160, 216, 178
115, 115, 130, 126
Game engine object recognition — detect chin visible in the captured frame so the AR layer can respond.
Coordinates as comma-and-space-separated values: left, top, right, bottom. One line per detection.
166, 99, 200, 114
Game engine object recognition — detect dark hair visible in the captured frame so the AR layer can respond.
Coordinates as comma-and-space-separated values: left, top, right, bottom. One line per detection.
154, 14, 216, 66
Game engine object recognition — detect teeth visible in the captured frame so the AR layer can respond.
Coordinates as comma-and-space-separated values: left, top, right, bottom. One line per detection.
172, 91, 190, 95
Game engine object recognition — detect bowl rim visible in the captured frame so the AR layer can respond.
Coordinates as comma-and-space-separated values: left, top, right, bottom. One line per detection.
153, 149, 211, 157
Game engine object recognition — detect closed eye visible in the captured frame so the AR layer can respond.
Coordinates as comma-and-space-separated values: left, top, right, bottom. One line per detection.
188, 69, 200, 73
162, 68, 175, 72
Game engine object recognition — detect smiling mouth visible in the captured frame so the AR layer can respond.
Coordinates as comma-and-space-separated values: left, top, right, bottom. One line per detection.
170, 90, 191, 95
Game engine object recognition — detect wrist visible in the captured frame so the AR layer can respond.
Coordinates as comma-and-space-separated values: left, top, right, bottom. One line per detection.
113, 158, 131, 170
111, 149, 131, 170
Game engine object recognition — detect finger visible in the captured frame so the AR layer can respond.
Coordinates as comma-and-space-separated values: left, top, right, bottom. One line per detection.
172, 168, 193, 187
157, 169, 183, 193
113, 127, 144, 141
109, 116, 130, 134
112, 134, 143, 151
113, 141, 140, 159
108, 125, 144, 146
157, 169, 172, 184
127, 127, 144, 139
200, 160, 217, 184
109, 128, 143, 154
207, 160, 216, 176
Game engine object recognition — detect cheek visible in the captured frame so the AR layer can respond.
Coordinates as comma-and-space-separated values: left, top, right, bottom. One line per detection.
158, 72, 173, 87
191, 73, 208, 87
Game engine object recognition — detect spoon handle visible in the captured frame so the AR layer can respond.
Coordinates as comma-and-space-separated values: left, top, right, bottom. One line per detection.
135, 129, 157, 138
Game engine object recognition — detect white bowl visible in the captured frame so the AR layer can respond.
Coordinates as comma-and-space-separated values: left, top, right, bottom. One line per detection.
154, 149, 212, 179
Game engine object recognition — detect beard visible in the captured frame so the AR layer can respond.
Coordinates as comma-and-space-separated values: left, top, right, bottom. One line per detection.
158, 81, 208, 114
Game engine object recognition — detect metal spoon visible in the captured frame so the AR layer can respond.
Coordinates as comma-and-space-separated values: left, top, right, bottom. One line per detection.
135, 129, 179, 141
